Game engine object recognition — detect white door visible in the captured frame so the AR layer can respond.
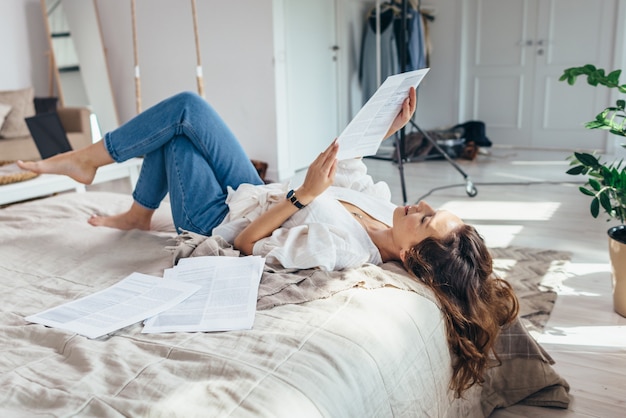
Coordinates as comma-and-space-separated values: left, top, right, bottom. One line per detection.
461, 0, 617, 151
280, 0, 339, 172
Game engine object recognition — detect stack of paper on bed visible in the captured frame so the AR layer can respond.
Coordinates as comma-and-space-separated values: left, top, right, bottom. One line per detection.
25, 255, 265, 338
144, 255, 265, 333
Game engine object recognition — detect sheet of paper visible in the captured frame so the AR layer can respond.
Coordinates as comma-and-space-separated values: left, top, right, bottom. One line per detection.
336, 68, 430, 160
142, 255, 265, 333
25, 273, 201, 339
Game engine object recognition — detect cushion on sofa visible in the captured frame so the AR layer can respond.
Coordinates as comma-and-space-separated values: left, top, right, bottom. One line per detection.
0, 107, 93, 161
0, 87, 36, 139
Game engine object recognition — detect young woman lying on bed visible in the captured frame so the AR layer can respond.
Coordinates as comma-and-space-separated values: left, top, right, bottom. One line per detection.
18, 89, 518, 397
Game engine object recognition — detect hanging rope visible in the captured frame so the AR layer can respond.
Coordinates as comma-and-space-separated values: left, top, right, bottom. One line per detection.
131, 0, 142, 113
190, 0, 205, 98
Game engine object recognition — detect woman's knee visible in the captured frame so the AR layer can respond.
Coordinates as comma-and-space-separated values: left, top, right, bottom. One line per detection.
172, 91, 220, 124
169, 91, 206, 109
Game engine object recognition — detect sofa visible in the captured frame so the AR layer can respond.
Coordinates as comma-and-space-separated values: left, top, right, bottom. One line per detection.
0, 87, 92, 161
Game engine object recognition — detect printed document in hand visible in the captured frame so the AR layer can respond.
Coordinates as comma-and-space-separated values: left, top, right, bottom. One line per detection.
25, 273, 201, 339
142, 255, 265, 333
336, 68, 430, 160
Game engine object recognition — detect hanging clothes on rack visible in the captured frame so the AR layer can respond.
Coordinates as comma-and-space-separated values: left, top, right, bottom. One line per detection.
402, 6, 427, 71
359, 4, 399, 105
359, 1, 432, 105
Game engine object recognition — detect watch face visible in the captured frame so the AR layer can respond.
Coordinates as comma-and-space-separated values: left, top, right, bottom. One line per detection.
286, 190, 304, 209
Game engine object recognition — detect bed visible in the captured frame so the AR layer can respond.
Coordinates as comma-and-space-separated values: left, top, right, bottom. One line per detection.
0, 191, 570, 417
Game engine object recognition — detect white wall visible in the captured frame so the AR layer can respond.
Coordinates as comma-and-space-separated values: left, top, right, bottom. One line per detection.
415, 0, 462, 129
0, 0, 49, 93
95, 0, 278, 175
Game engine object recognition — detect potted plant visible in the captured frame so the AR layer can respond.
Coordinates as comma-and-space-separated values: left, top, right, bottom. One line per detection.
559, 64, 626, 316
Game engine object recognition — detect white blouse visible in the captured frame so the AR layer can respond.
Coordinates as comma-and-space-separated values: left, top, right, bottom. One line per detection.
212, 159, 397, 271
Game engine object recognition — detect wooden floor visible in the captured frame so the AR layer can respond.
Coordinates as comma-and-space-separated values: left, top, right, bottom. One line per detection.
90, 146, 626, 417
362, 148, 626, 418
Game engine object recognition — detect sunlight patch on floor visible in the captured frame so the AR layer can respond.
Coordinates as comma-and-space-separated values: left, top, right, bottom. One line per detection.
552, 287, 602, 297
566, 262, 612, 276
491, 257, 517, 272
474, 224, 524, 247
538, 325, 626, 348
440, 201, 560, 221
509, 160, 570, 166
491, 172, 555, 182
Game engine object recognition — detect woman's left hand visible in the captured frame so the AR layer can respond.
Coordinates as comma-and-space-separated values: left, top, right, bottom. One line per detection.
297, 140, 339, 204
233, 140, 338, 255
384, 86, 417, 139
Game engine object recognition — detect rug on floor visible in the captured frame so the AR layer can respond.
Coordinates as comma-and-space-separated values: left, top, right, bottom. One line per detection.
490, 246, 572, 334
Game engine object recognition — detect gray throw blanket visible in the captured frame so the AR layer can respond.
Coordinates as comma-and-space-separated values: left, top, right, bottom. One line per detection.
167, 230, 438, 310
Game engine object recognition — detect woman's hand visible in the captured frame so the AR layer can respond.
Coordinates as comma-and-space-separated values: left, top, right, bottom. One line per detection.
384, 86, 417, 139
233, 140, 338, 255
296, 139, 339, 204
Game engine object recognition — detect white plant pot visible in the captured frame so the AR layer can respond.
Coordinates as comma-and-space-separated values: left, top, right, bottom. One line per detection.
608, 225, 626, 317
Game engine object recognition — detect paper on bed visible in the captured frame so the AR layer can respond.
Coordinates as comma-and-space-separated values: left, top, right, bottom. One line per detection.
142, 255, 264, 333
24, 273, 201, 339
336, 68, 429, 160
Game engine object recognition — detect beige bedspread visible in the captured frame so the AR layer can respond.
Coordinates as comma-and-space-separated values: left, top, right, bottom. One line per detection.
0, 191, 569, 417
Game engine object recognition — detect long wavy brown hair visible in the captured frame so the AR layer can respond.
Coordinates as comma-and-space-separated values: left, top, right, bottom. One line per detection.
403, 223, 519, 398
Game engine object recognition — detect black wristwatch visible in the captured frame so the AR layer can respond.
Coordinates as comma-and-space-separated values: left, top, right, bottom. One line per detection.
286, 189, 306, 209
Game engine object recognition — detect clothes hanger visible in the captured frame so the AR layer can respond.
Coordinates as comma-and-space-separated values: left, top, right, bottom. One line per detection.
367, 1, 402, 20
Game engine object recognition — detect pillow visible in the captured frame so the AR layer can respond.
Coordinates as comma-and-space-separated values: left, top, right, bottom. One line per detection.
0, 102, 11, 131
0, 87, 36, 139
480, 319, 570, 416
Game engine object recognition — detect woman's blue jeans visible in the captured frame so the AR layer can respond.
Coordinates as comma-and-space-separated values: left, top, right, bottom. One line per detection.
103, 91, 263, 235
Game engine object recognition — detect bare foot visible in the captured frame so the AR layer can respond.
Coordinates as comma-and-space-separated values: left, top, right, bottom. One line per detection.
88, 203, 154, 230
17, 151, 98, 185
17, 141, 113, 185
88, 213, 151, 230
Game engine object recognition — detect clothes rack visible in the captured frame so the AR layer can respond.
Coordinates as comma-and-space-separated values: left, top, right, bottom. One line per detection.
368, 0, 477, 204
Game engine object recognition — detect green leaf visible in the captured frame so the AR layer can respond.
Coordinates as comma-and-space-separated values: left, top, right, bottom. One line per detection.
599, 192, 613, 213
591, 197, 600, 218
584, 64, 597, 72
575, 152, 599, 167
586, 120, 607, 129
566, 165, 586, 175
580, 187, 595, 196
589, 178, 602, 191
608, 69, 622, 84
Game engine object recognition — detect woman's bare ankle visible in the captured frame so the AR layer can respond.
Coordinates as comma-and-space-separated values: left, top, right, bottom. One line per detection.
18, 152, 96, 184
88, 213, 152, 230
